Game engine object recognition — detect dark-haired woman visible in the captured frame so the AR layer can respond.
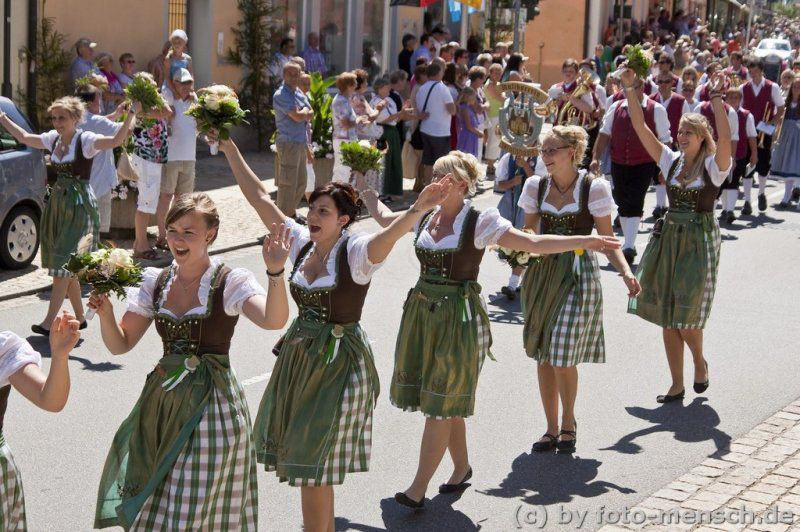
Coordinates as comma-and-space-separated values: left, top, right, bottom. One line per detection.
621, 68, 732, 403
213, 132, 453, 532
90, 192, 292, 530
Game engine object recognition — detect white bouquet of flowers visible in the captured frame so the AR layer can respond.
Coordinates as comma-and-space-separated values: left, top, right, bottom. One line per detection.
185, 84, 248, 155
492, 229, 540, 268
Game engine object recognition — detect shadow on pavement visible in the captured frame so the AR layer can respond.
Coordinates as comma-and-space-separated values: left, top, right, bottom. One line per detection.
486, 291, 523, 325
600, 397, 731, 457
481, 452, 634, 506
26, 335, 123, 372
375, 493, 483, 531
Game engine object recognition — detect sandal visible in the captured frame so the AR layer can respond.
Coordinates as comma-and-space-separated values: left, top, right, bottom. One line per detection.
155, 238, 170, 251
532, 433, 558, 452
133, 248, 159, 261
557, 421, 577, 454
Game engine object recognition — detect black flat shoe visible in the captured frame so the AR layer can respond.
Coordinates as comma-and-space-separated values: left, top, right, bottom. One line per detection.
741, 201, 753, 216
657, 389, 685, 403
31, 324, 50, 337
622, 248, 636, 266
79, 320, 88, 330
694, 360, 709, 394
501, 286, 516, 300
758, 193, 767, 212
439, 467, 473, 494
532, 433, 558, 452
556, 422, 577, 454
394, 492, 424, 509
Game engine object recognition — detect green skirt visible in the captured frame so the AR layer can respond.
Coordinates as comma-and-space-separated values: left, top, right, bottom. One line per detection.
390, 278, 492, 419
95, 354, 258, 530
628, 210, 721, 329
521, 251, 605, 367
381, 125, 403, 196
41, 175, 99, 277
0, 435, 26, 531
253, 318, 379, 486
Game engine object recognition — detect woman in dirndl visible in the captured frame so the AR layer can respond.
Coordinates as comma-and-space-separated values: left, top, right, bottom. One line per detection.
771, 73, 800, 210
360, 151, 619, 508
89, 193, 292, 530
0, 97, 136, 336
215, 133, 452, 532
621, 68, 733, 403
518, 126, 640, 454
0, 316, 81, 529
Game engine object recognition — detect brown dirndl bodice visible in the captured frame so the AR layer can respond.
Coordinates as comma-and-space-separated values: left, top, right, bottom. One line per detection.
290, 236, 370, 324
152, 264, 239, 357
414, 207, 485, 282
49, 132, 93, 181
665, 155, 719, 213
536, 174, 595, 236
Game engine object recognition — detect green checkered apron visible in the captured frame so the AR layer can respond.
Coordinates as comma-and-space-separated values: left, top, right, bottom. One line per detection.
0, 386, 26, 531
253, 238, 379, 487
520, 175, 605, 367
390, 208, 493, 419
95, 266, 257, 530
628, 159, 721, 329
41, 133, 100, 277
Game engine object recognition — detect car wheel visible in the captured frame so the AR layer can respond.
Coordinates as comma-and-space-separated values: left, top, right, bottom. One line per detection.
0, 205, 40, 269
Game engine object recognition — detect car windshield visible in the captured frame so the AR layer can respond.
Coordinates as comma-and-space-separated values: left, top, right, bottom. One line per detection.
759, 41, 790, 51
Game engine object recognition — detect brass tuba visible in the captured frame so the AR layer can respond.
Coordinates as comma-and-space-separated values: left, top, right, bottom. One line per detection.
557, 70, 598, 129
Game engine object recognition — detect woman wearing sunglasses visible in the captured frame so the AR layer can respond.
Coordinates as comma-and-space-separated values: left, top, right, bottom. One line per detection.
520, 126, 640, 454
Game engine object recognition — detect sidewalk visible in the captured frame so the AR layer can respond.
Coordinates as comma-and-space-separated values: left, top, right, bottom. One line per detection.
599, 401, 800, 532
0, 150, 493, 301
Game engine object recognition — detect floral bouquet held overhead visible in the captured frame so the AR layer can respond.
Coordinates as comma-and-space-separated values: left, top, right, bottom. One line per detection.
63, 239, 144, 320
124, 72, 167, 113
186, 85, 249, 155
339, 140, 384, 192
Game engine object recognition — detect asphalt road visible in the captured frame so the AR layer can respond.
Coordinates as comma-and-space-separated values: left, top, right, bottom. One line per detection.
2, 180, 800, 531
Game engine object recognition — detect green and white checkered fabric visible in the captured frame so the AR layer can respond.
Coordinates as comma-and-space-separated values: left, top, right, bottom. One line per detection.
693, 222, 721, 329
546, 253, 606, 367
130, 376, 258, 530
0, 439, 26, 531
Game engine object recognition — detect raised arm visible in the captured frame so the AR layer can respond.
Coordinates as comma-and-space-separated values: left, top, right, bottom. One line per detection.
94, 102, 139, 151
707, 73, 732, 172
355, 172, 403, 226
0, 112, 47, 150
8, 313, 79, 412
620, 69, 666, 164
365, 179, 451, 264
240, 224, 292, 330
496, 227, 620, 255
213, 134, 287, 229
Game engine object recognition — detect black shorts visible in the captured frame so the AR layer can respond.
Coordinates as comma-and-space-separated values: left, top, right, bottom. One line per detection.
611, 161, 659, 217
756, 135, 772, 176
722, 156, 748, 190
421, 133, 451, 166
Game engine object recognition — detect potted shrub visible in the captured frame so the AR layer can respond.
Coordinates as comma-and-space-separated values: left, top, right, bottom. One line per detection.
308, 73, 336, 186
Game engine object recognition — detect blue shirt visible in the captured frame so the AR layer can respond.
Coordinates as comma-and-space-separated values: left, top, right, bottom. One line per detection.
410, 46, 432, 68
70, 57, 95, 86
273, 84, 311, 144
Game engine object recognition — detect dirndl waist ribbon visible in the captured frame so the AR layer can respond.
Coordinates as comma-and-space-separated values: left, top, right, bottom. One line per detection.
412, 276, 495, 360
661, 210, 716, 241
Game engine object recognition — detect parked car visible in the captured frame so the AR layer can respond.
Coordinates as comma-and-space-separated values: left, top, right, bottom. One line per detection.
754, 39, 792, 82
0, 97, 46, 269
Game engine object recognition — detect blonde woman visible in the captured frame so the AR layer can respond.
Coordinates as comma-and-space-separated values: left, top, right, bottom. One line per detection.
0, 97, 137, 335
359, 151, 619, 508
519, 126, 639, 453
483, 63, 505, 174
621, 68, 732, 403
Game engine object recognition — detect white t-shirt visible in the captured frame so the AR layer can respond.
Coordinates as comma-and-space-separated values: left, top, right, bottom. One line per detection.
0, 331, 41, 387
657, 147, 732, 189
415, 80, 454, 138
599, 96, 672, 144
164, 92, 199, 162
518, 172, 617, 218
80, 113, 122, 198
126, 259, 266, 319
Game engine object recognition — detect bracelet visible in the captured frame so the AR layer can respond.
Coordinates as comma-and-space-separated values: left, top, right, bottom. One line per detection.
266, 268, 285, 277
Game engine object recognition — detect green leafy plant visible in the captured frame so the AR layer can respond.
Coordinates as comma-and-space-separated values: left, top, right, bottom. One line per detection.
73, 73, 109, 92
309, 72, 336, 159
124, 73, 167, 113
228, 0, 285, 150
626, 44, 653, 80
15, 15, 72, 129
340, 141, 383, 174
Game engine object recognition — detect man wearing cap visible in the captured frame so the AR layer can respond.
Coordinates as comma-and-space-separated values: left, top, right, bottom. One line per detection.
273, 62, 313, 221
156, 67, 199, 248
70, 37, 97, 88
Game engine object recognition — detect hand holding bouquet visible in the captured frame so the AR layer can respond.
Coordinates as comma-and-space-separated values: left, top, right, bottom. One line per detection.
64, 246, 144, 320
185, 85, 248, 155
124, 72, 167, 113
624, 44, 653, 80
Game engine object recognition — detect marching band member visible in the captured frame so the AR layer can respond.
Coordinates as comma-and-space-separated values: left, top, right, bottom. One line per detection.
548, 59, 596, 129
622, 68, 732, 403
720, 81, 758, 223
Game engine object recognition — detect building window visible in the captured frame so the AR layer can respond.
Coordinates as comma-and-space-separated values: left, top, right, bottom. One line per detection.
169, 0, 188, 33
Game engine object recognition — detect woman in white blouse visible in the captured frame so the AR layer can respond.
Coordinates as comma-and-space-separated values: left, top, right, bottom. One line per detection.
0, 96, 137, 336
359, 151, 620, 508
0, 316, 81, 529
621, 68, 732, 404
518, 126, 640, 454
213, 132, 452, 532
88, 193, 291, 529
